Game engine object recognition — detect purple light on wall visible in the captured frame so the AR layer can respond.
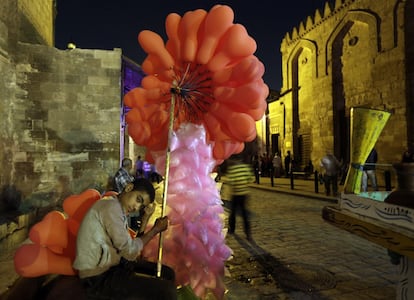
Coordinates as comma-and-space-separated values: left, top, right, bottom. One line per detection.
119, 56, 146, 163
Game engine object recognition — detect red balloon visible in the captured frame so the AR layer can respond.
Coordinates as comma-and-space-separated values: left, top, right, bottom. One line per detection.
138, 30, 174, 69
62, 189, 101, 219
212, 55, 264, 87
124, 88, 150, 109
214, 79, 266, 111
196, 5, 234, 64
29, 211, 68, 252
178, 9, 207, 62
165, 13, 182, 61
14, 244, 76, 277
207, 24, 256, 72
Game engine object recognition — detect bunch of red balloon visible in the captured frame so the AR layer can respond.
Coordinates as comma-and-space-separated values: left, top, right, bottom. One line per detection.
124, 4, 268, 299
14, 189, 104, 277
124, 4, 268, 163
142, 123, 232, 299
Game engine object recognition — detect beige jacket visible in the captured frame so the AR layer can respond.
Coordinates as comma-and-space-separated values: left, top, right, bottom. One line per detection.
73, 196, 143, 278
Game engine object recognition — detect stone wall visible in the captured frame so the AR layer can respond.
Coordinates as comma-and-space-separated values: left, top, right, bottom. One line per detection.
0, 0, 126, 259
9, 45, 122, 208
270, 0, 411, 186
0, 0, 54, 49
17, 0, 55, 46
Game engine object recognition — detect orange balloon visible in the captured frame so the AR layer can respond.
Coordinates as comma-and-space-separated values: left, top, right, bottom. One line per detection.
66, 217, 80, 237
127, 122, 152, 146
141, 54, 174, 80
71, 197, 100, 225
62, 227, 78, 261
165, 13, 182, 61
29, 211, 68, 252
125, 107, 143, 123
124, 88, 150, 109
62, 189, 101, 218
14, 244, 76, 277
138, 30, 174, 70
210, 102, 256, 142
212, 55, 264, 87
196, 5, 234, 64
207, 24, 257, 72
141, 75, 171, 91
144, 151, 155, 164
214, 79, 266, 111
203, 113, 221, 140
213, 140, 242, 160
178, 9, 207, 62
247, 97, 267, 120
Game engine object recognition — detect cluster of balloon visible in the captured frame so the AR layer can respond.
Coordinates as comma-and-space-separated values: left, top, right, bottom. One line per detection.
14, 189, 103, 277
142, 123, 232, 299
124, 4, 269, 163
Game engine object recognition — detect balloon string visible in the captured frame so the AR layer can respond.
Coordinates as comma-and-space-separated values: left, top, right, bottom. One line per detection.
157, 91, 176, 278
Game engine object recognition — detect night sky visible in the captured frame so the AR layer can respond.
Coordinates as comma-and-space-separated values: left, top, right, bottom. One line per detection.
54, 0, 335, 91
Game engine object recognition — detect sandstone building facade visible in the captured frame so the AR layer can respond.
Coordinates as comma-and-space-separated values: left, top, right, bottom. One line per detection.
268, 0, 413, 185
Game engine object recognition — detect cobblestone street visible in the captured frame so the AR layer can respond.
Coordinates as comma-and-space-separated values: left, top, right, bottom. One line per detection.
0, 183, 400, 300
222, 188, 398, 300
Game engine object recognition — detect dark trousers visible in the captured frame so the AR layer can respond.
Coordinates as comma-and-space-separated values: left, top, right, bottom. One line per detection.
323, 174, 338, 196
81, 259, 176, 300
269, 168, 274, 186
229, 194, 251, 237
254, 169, 260, 184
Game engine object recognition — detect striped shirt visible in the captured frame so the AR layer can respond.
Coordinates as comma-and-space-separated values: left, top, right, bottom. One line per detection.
226, 163, 254, 195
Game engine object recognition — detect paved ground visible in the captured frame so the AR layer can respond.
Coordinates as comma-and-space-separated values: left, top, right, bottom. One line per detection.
0, 177, 399, 299
221, 185, 398, 299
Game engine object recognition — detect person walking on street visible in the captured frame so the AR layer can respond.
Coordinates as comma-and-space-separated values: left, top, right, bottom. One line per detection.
225, 154, 255, 240
284, 151, 291, 177
272, 152, 282, 178
361, 148, 378, 192
320, 151, 341, 196
266, 154, 275, 186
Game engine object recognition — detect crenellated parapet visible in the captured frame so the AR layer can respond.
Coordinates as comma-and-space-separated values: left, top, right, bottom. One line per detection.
282, 0, 357, 46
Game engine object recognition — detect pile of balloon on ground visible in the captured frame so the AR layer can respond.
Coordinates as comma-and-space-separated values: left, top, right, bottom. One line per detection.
13, 4, 268, 300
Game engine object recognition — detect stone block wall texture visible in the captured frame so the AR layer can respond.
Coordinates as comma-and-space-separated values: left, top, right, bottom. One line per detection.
0, 35, 122, 212
0, 0, 54, 49
9, 45, 122, 207
18, 0, 55, 46
270, 0, 411, 187
0, 0, 124, 256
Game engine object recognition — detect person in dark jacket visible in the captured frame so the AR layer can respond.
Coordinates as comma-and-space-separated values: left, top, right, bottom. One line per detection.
284, 151, 291, 177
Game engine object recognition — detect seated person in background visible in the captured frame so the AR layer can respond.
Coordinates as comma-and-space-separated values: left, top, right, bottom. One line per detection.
73, 178, 176, 300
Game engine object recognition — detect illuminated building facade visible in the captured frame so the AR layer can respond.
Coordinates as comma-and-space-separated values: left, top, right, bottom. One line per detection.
267, 0, 413, 184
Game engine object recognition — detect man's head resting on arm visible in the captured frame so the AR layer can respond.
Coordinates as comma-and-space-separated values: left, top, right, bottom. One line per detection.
119, 178, 156, 216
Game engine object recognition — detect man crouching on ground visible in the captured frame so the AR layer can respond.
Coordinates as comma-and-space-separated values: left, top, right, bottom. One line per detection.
73, 178, 176, 299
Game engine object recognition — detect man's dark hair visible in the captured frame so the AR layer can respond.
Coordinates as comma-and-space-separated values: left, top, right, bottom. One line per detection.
122, 158, 132, 168
132, 178, 155, 202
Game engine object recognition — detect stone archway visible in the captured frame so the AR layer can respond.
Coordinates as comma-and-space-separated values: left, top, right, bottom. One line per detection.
325, 10, 380, 163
